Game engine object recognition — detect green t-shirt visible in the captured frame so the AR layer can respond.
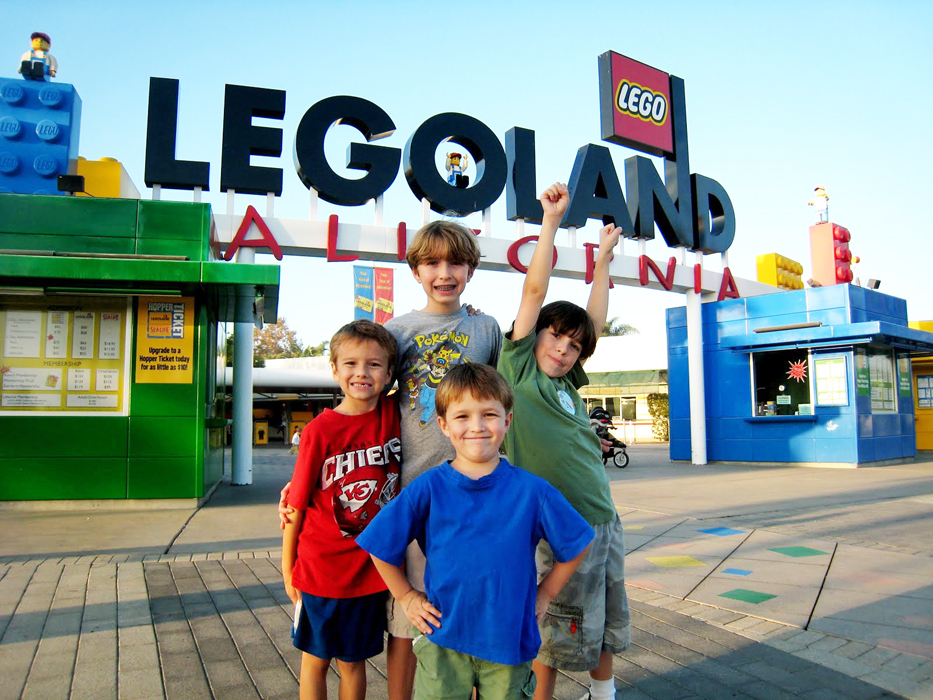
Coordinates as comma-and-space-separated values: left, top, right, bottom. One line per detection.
498, 331, 616, 525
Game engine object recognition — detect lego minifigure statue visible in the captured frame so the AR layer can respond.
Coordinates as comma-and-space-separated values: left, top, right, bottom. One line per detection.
808, 186, 829, 223
445, 152, 469, 188
19, 32, 58, 82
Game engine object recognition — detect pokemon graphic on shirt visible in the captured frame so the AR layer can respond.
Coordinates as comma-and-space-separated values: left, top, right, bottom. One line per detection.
398, 330, 472, 426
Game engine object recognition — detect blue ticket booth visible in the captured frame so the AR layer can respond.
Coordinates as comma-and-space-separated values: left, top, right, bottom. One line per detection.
667, 285, 933, 466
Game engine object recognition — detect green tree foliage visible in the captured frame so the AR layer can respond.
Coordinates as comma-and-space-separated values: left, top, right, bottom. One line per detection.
646, 392, 670, 441
253, 317, 303, 359
601, 317, 638, 337
224, 333, 265, 367
301, 340, 330, 357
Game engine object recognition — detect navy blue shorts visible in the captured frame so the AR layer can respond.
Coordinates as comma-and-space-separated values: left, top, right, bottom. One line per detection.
292, 590, 388, 662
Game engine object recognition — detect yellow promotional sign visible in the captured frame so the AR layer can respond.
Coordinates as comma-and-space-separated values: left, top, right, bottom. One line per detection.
135, 297, 195, 384
0, 297, 129, 414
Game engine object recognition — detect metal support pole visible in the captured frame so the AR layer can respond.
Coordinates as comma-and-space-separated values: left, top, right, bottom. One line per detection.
685, 288, 707, 465
232, 244, 255, 485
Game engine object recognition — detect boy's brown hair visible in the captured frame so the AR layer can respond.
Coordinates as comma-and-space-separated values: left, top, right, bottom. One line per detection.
405, 220, 481, 272
330, 320, 398, 377
435, 363, 514, 417
535, 301, 599, 361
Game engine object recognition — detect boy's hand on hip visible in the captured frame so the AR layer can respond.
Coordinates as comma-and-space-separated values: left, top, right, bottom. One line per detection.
402, 589, 443, 635
535, 587, 555, 625
540, 182, 569, 219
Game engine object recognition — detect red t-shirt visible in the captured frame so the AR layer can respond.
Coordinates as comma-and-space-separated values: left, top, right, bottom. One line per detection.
288, 396, 402, 598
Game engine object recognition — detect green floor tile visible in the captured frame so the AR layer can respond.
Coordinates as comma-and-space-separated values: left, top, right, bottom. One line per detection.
719, 588, 777, 604
646, 555, 707, 568
769, 546, 829, 558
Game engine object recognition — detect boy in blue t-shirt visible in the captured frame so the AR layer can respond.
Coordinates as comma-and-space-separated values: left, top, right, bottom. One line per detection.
357, 363, 593, 699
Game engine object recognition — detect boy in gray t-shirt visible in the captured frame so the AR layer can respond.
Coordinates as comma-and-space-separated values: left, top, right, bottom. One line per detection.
382, 220, 500, 699
280, 219, 499, 700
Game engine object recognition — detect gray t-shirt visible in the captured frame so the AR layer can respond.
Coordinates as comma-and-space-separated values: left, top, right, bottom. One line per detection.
385, 305, 502, 486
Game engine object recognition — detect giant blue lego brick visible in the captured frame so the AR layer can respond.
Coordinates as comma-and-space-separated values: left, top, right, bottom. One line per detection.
745, 289, 808, 318
0, 78, 81, 195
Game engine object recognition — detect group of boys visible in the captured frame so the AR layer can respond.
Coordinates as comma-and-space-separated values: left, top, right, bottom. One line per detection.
280, 183, 629, 700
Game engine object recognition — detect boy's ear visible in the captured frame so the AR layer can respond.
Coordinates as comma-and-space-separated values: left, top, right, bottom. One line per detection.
436, 414, 451, 437
504, 411, 513, 431
467, 267, 475, 282
330, 362, 339, 382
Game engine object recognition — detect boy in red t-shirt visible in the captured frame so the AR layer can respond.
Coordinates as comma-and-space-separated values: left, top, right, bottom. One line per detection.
282, 320, 402, 700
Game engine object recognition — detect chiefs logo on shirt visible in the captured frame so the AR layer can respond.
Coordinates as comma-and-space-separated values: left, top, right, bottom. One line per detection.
333, 469, 398, 537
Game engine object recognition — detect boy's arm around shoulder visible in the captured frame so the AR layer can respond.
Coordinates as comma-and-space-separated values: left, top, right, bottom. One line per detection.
512, 183, 569, 342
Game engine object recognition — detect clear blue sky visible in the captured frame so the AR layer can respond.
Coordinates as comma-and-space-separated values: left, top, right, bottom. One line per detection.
4, 1, 932, 347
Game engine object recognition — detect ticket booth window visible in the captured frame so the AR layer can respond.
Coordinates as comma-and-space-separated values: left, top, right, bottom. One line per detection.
752, 349, 813, 416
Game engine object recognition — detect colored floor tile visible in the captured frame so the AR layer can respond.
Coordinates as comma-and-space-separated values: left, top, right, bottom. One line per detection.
719, 588, 777, 604
698, 526, 747, 536
624, 525, 645, 531
769, 546, 829, 558
646, 555, 707, 568
723, 568, 752, 576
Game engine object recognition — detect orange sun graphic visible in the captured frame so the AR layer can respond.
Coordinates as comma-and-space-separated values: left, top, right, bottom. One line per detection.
787, 359, 808, 383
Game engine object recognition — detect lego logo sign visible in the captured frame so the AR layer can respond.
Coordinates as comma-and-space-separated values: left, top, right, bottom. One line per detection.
616, 82, 667, 126
599, 51, 673, 157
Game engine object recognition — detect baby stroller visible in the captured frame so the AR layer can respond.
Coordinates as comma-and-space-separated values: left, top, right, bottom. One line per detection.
589, 407, 629, 468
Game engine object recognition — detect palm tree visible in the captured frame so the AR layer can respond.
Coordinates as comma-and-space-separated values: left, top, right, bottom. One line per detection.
601, 318, 638, 337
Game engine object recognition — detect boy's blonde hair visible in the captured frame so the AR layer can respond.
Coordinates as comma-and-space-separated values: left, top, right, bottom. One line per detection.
330, 320, 398, 376
435, 363, 514, 417
405, 220, 481, 272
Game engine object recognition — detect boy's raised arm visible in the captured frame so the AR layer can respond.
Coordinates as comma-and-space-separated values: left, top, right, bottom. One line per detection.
585, 223, 622, 337
511, 183, 570, 341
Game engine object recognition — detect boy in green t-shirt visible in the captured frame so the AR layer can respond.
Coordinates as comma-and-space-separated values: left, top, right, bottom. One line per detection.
498, 182, 630, 700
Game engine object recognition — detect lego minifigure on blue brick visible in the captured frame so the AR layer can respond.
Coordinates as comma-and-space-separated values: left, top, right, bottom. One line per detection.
19, 32, 58, 82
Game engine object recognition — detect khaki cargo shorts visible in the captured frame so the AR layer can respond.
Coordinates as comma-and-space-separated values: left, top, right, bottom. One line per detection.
535, 515, 631, 671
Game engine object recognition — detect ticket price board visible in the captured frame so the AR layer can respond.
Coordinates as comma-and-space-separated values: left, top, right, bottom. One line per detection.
134, 297, 195, 384
1, 297, 130, 414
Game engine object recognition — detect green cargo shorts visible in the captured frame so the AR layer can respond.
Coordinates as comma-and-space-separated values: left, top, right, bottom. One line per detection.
412, 635, 536, 700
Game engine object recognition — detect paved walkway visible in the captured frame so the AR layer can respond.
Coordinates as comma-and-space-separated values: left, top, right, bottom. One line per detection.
1, 446, 931, 699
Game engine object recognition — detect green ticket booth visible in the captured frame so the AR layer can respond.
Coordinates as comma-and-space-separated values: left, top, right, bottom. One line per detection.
0, 194, 279, 501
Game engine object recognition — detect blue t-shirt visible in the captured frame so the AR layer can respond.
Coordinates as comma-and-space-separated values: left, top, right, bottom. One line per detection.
357, 458, 594, 666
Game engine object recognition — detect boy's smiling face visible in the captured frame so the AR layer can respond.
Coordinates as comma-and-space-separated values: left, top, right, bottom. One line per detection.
438, 391, 511, 472
413, 258, 473, 313
330, 339, 392, 412
534, 326, 583, 379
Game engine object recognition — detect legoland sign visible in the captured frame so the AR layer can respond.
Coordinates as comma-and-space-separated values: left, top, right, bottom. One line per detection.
147, 51, 756, 299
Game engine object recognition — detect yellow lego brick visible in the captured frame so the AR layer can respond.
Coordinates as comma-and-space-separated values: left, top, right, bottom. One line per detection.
757, 252, 803, 290
76, 157, 140, 199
